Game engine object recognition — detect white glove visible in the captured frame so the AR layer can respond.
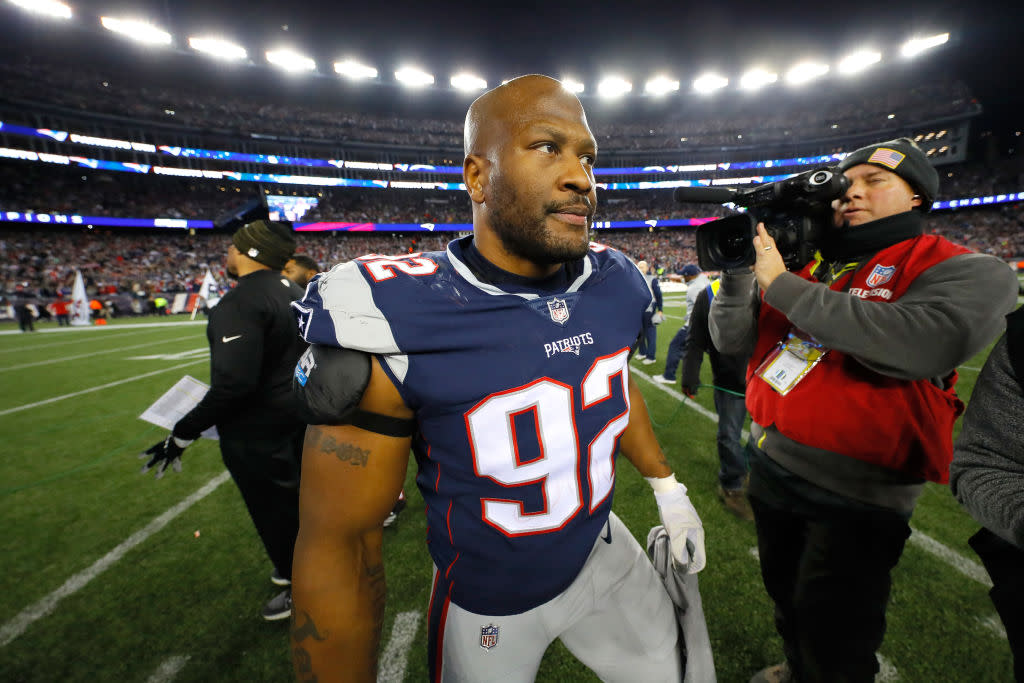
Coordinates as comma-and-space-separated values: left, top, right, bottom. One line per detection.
651, 310, 665, 325
650, 478, 706, 574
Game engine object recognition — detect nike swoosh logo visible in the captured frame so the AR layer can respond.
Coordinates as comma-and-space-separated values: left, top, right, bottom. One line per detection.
221, 335, 242, 343
601, 522, 612, 544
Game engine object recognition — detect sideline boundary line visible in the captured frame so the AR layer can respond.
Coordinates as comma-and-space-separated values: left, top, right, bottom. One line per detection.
0, 472, 231, 647
0, 321, 206, 336
145, 655, 191, 683
377, 611, 421, 683
0, 360, 207, 417
0, 334, 201, 372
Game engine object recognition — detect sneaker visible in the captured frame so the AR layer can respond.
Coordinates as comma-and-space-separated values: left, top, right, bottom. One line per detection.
652, 374, 676, 385
383, 497, 407, 528
750, 662, 793, 683
261, 589, 292, 622
270, 569, 291, 587
719, 485, 755, 522
641, 357, 657, 365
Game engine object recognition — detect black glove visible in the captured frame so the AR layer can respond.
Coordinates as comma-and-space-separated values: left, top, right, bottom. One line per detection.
139, 435, 192, 479
681, 384, 698, 399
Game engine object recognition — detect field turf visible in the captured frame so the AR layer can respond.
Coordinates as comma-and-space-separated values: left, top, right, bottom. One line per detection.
0, 308, 1014, 682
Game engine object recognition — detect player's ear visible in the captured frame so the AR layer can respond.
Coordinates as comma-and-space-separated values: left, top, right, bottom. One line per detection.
464, 154, 489, 205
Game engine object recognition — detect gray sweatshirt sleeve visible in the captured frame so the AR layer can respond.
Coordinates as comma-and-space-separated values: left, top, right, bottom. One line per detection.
950, 335, 1024, 548
708, 270, 759, 357
763, 253, 1017, 379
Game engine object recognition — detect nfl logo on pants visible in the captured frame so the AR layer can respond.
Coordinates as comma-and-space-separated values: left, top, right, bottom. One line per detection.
479, 624, 499, 650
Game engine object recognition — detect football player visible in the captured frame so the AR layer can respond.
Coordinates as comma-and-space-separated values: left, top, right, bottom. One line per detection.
288, 75, 705, 683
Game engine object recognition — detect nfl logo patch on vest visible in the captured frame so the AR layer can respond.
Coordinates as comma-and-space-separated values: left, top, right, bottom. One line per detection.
480, 623, 499, 650
866, 264, 896, 287
547, 297, 570, 325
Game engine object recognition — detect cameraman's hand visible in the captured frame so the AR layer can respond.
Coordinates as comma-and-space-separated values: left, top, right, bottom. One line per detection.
681, 384, 698, 399
752, 223, 786, 292
139, 435, 193, 479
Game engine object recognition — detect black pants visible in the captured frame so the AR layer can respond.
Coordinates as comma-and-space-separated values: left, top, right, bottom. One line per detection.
748, 454, 912, 683
970, 527, 1024, 681
219, 428, 303, 581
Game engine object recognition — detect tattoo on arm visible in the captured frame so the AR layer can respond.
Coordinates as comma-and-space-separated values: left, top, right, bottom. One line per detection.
321, 434, 371, 467
291, 610, 327, 683
305, 425, 371, 467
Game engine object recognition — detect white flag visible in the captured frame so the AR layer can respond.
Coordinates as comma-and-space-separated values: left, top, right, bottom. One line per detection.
70, 269, 90, 326
198, 269, 218, 301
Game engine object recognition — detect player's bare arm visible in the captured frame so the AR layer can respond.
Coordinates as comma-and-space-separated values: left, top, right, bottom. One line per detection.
617, 371, 673, 478
620, 371, 707, 573
290, 356, 413, 683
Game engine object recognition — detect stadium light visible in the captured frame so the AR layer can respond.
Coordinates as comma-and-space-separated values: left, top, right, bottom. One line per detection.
901, 32, 949, 58
561, 77, 585, 94
785, 61, 829, 85
838, 49, 881, 75
334, 60, 378, 80
188, 36, 247, 61
693, 73, 728, 94
8, 0, 71, 19
395, 67, 435, 88
266, 49, 316, 73
450, 73, 487, 91
739, 68, 778, 91
644, 75, 680, 96
597, 76, 632, 98
100, 17, 172, 46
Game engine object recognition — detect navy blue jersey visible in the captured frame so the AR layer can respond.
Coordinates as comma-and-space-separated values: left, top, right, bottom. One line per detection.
294, 236, 652, 615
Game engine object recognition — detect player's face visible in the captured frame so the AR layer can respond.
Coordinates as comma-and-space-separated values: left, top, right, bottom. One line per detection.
282, 260, 311, 287
226, 244, 240, 278
487, 101, 598, 266
832, 164, 921, 227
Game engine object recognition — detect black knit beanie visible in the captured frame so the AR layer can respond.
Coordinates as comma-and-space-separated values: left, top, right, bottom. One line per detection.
232, 220, 296, 270
837, 137, 939, 211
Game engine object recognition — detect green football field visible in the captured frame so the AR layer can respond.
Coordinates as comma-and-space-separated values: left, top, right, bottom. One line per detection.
0, 306, 1014, 682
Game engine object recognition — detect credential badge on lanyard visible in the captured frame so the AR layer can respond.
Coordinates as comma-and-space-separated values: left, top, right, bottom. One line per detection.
755, 329, 828, 396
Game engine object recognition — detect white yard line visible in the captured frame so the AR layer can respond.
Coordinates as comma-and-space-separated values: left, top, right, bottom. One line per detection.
0, 328, 161, 353
145, 655, 191, 683
377, 611, 421, 683
0, 321, 206, 336
978, 615, 1008, 640
876, 655, 900, 681
0, 334, 201, 372
907, 530, 992, 587
0, 360, 207, 417
0, 472, 231, 647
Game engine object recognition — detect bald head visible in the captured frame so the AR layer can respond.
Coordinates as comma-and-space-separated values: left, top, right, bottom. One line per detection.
464, 75, 588, 157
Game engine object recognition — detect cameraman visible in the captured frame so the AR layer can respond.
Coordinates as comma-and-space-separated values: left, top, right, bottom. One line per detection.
709, 138, 1017, 683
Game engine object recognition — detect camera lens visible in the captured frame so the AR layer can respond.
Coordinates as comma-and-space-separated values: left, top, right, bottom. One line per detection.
718, 221, 751, 261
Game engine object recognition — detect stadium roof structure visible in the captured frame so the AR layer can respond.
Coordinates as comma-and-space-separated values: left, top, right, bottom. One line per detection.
2, 0, 1021, 142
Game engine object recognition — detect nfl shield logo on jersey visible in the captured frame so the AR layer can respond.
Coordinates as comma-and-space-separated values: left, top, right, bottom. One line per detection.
547, 297, 570, 325
479, 623, 499, 650
866, 264, 896, 287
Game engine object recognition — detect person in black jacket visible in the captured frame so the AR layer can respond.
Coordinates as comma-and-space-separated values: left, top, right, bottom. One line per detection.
140, 219, 307, 622
680, 279, 753, 521
950, 306, 1024, 681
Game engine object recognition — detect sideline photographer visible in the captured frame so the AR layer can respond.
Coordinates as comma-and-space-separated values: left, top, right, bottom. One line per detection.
708, 138, 1017, 682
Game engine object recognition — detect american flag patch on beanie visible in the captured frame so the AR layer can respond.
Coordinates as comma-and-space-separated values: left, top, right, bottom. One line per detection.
867, 147, 906, 169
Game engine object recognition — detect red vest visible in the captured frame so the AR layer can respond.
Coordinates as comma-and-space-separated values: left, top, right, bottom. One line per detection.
746, 235, 970, 483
